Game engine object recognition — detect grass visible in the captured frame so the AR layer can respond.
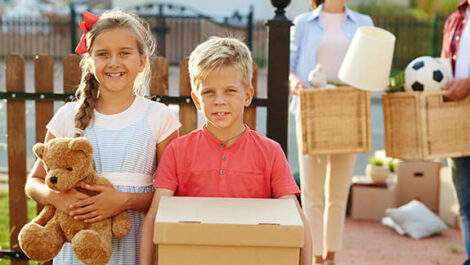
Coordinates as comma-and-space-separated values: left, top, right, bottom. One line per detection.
0, 191, 38, 265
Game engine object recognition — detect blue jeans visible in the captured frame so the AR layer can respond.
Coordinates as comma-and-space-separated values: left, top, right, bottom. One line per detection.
450, 156, 470, 265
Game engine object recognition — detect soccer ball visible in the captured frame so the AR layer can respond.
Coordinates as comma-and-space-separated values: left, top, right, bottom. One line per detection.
404, 56, 452, 92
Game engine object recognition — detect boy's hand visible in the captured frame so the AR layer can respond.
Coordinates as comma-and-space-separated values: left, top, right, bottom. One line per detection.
442, 78, 470, 101
50, 188, 90, 215
68, 183, 128, 223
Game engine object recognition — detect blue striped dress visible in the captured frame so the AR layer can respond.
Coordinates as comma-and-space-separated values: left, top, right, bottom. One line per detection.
46, 96, 181, 265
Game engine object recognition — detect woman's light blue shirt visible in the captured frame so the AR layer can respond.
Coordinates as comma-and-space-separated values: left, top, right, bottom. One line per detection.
289, 4, 373, 114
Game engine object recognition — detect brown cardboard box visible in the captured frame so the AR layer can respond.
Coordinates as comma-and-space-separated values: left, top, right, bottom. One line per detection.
396, 161, 441, 211
351, 180, 396, 221
439, 167, 460, 228
154, 196, 304, 265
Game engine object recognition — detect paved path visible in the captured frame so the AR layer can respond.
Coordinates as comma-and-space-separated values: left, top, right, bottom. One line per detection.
337, 218, 466, 265
0, 171, 465, 265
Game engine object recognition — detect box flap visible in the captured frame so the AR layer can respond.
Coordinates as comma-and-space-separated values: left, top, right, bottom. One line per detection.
154, 197, 304, 247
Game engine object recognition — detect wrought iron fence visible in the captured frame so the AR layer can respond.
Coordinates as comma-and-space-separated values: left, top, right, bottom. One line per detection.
0, 12, 450, 69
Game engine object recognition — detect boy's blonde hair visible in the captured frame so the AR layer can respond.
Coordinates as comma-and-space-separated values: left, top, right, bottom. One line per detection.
188, 37, 253, 92
74, 9, 156, 136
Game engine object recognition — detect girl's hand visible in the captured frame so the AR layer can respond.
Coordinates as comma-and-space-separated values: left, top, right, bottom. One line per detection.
50, 188, 90, 215
68, 183, 128, 223
442, 78, 470, 101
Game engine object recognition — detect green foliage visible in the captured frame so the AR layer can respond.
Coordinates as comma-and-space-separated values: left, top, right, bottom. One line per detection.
387, 70, 405, 93
440, 0, 460, 15
449, 245, 460, 253
368, 155, 400, 172
0, 192, 38, 265
349, 1, 429, 19
386, 159, 399, 173
368, 156, 384, 167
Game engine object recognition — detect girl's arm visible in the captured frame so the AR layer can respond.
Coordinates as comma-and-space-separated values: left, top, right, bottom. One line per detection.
69, 131, 179, 222
279, 195, 312, 265
140, 188, 175, 265
25, 131, 90, 214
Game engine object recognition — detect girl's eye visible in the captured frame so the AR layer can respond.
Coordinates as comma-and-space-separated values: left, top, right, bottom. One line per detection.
121, 51, 130, 55
97, 52, 107, 57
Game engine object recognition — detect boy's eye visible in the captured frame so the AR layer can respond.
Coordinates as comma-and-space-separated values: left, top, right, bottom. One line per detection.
201, 90, 214, 95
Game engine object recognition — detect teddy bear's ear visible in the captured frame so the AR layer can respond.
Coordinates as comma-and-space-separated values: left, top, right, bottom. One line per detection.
69, 137, 93, 156
32, 143, 45, 159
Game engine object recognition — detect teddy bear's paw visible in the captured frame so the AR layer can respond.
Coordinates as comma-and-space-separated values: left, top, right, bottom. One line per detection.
72, 230, 112, 265
18, 223, 64, 262
112, 211, 132, 238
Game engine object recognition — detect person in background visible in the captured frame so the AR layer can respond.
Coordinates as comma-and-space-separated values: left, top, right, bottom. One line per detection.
441, 1, 470, 264
289, 0, 373, 264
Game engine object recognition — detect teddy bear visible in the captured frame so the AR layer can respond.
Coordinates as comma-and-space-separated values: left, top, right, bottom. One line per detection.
308, 64, 336, 89
18, 137, 131, 265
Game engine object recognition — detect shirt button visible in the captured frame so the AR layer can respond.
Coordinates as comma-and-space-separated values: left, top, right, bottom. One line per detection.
456, 36, 460, 41
220, 170, 225, 174
453, 55, 457, 60
223, 155, 227, 160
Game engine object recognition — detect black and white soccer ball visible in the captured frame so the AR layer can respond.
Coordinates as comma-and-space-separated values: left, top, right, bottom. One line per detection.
404, 56, 451, 92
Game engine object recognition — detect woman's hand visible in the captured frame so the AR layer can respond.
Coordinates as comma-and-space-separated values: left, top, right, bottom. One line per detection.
289, 73, 307, 96
68, 183, 128, 223
442, 78, 470, 101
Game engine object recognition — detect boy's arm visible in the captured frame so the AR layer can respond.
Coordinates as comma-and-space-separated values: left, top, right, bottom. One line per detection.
140, 188, 175, 265
279, 195, 312, 265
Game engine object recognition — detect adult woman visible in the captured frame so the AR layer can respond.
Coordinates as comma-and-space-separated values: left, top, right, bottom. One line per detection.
289, 1, 373, 264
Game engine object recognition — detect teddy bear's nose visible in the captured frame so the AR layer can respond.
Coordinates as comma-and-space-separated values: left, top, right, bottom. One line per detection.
50, 176, 58, 184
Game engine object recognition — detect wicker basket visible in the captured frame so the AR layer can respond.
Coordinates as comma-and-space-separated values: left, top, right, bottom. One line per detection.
382, 92, 470, 160
299, 86, 372, 155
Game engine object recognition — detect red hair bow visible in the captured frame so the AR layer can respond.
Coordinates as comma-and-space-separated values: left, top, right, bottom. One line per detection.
75, 11, 100, 54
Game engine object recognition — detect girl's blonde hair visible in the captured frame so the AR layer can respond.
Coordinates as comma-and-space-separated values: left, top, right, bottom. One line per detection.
188, 37, 253, 92
74, 9, 156, 137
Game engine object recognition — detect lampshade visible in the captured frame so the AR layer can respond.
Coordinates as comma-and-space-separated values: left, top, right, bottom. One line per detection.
338, 26, 396, 91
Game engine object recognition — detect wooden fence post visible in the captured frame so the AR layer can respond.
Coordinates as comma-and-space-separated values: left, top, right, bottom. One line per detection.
178, 58, 197, 135
63, 54, 81, 94
243, 62, 257, 130
150, 56, 169, 97
33, 54, 55, 265
6, 53, 28, 265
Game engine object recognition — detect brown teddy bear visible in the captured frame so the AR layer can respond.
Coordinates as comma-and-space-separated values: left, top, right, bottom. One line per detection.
18, 137, 131, 265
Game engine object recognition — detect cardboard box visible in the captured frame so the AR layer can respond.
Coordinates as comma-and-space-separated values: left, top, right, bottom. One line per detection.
383, 92, 470, 160
154, 196, 304, 265
396, 161, 441, 211
299, 87, 372, 155
351, 179, 396, 221
439, 167, 460, 228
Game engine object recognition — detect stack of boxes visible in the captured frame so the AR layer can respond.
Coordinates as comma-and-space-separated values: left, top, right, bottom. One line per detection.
351, 161, 443, 221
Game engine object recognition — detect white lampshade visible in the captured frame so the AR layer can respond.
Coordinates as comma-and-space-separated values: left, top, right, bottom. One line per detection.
338, 26, 396, 91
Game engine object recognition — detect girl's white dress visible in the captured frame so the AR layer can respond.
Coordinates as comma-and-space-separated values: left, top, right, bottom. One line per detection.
46, 96, 181, 265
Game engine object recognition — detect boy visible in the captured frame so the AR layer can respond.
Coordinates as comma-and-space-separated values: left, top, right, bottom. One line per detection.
140, 37, 312, 265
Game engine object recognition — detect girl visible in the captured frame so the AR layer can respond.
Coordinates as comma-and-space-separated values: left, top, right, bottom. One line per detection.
289, 1, 373, 265
24, 9, 180, 264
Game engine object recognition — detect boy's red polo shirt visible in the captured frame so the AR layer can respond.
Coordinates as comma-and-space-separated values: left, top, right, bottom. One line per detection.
154, 126, 300, 198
